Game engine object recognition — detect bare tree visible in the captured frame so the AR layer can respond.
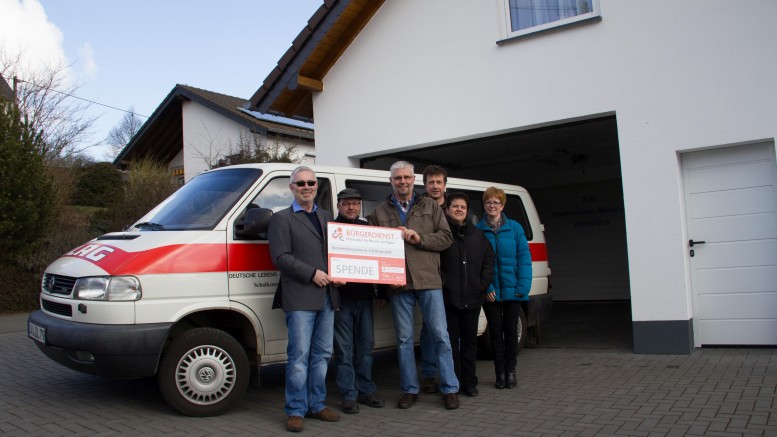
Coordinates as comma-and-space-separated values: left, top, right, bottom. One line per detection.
0, 48, 97, 160
187, 122, 303, 172
107, 107, 144, 159
186, 120, 232, 169
213, 133, 301, 169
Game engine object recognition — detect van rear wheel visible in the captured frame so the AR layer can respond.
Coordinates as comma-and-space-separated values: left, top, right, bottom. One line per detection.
158, 327, 249, 417
477, 306, 528, 359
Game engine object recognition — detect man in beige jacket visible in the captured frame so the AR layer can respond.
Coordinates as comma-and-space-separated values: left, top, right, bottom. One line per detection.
368, 161, 460, 410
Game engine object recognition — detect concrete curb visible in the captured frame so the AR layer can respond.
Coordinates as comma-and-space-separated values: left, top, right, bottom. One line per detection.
0, 312, 31, 334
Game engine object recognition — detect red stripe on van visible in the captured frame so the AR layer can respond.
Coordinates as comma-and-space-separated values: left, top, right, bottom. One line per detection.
529, 243, 547, 262
64, 243, 278, 275
114, 244, 227, 274
64, 243, 227, 275
227, 243, 277, 271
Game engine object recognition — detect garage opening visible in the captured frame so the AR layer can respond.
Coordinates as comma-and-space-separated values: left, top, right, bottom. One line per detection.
360, 115, 632, 349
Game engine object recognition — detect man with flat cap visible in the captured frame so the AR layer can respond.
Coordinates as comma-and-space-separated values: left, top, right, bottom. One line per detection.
332, 187, 387, 414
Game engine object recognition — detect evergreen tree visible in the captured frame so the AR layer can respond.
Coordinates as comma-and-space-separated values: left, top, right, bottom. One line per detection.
92, 157, 177, 233
71, 161, 124, 207
0, 98, 55, 261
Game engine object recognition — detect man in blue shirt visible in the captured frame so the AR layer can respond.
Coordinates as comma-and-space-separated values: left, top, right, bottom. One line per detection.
268, 166, 342, 432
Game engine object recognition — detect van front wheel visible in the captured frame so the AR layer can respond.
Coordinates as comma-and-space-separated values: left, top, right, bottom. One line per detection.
158, 327, 249, 416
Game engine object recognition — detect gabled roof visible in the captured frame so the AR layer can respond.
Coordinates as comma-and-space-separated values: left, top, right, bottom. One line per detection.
0, 75, 14, 102
114, 84, 314, 165
248, 0, 384, 122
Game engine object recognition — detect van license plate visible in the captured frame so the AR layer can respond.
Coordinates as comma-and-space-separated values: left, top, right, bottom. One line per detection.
28, 321, 46, 344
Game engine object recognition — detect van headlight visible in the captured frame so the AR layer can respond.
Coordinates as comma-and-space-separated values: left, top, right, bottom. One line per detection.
73, 276, 142, 301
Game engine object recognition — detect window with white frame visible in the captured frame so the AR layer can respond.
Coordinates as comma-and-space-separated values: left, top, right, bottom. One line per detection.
497, 0, 601, 42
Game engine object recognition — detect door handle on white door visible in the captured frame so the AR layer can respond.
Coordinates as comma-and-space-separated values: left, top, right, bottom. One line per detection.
689, 239, 706, 247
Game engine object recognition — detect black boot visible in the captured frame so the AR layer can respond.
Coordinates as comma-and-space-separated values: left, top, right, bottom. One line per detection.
495, 371, 505, 389
506, 370, 517, 389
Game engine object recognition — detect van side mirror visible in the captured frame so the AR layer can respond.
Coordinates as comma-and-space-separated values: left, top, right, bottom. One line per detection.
235, 207, 273, 239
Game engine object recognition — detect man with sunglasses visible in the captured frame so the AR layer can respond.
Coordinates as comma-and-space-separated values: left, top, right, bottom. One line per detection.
332, 188, 387, 415
268, 166, 342, 432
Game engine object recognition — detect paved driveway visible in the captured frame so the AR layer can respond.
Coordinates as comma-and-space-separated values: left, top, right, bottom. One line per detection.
2, 325, 775, 436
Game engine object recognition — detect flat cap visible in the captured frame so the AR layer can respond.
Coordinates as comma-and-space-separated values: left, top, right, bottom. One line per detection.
337, 187, 362, 200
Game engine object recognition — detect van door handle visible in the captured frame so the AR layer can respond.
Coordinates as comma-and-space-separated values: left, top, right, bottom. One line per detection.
689, 239, 706, 247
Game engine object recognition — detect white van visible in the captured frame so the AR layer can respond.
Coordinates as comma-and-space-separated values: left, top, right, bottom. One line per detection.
28, 163, 551, 416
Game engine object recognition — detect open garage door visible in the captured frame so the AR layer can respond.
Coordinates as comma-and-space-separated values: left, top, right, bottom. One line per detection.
360, 116, 629, 303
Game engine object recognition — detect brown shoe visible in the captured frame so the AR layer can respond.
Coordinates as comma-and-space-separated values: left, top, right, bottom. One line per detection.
286, 416, 304, 432
341, 399, 359, 414
397, 392, 418, 409
358, 392, 386, 408
306, 407, 341, 422
421, 376, 439, 394
443, 392, 460, 410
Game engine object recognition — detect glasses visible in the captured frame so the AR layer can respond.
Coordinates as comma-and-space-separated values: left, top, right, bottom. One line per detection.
339, 201, 360, 207
485, 200, 502, 206
293, 180, 317, 187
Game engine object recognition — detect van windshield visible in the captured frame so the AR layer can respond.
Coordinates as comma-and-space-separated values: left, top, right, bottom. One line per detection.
133, 168, 261, 231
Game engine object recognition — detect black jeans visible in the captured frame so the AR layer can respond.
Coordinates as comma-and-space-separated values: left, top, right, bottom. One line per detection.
445, 305, 481, 389
483, 301, 521, 373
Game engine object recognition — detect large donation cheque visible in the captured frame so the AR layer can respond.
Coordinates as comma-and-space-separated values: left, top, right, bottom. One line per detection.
327, 223, 406, 285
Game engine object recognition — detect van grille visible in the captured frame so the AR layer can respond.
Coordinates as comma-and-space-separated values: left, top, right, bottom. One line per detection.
41, 299, 73, 317
42, 274, 76, 297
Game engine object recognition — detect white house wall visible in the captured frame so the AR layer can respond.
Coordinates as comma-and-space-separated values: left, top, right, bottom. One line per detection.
182, 101, 247, 180
169, 150, 183, 169
181, 101, 314, 182
311, 0, 777, 346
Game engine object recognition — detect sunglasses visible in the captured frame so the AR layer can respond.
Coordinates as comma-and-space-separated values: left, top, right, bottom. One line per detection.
293, 180, 317, 187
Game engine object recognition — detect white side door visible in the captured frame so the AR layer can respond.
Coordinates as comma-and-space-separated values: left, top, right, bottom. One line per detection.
682, 141, 777, 346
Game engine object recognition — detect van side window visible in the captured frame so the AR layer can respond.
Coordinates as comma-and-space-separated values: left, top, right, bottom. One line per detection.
235, 177, 333, 241
503, 195, 532, 240
344, 180, 394, 219
247, 177, 333, 213
314, 178, 333, 213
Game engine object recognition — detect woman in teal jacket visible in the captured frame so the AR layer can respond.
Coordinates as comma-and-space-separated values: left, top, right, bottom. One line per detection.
475, 187, 532, 390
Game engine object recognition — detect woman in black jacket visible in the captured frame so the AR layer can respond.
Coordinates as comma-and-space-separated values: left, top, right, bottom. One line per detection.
441, 192, 495, 397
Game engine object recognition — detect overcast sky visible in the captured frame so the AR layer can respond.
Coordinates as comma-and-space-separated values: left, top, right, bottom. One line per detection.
0, 0, 323, 161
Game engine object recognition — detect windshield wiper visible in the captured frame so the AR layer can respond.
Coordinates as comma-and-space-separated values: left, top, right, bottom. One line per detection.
134, 222, 166, 231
